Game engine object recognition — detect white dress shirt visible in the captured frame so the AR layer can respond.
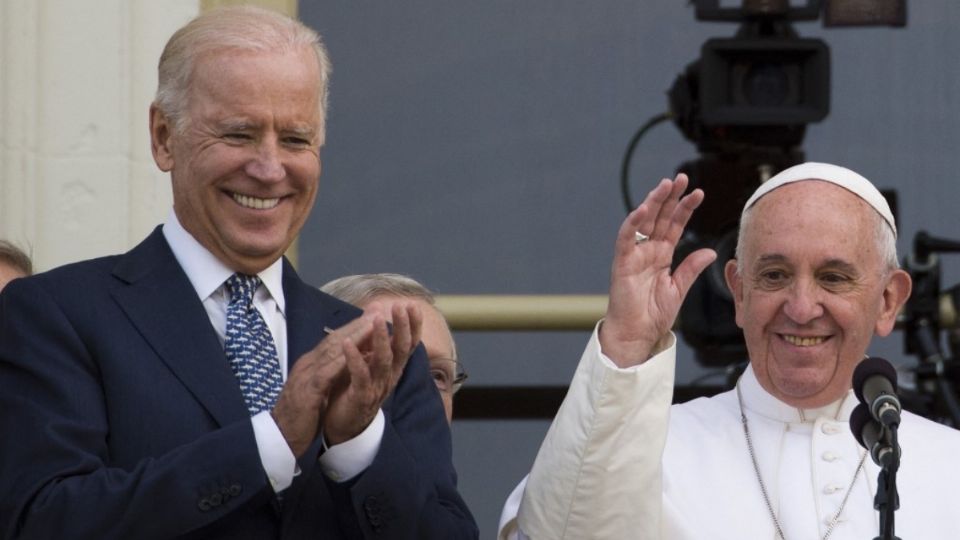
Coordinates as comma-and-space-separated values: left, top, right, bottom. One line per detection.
162, 212, 383, 491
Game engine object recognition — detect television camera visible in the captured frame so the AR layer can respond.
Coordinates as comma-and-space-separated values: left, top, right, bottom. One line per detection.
620, 0, 907, 369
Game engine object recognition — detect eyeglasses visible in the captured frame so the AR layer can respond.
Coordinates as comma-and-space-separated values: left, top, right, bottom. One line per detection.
429, 358, 468, 395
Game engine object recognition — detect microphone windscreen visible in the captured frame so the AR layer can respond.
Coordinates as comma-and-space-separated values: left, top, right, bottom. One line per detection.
853, 356, 898, 403
849, 402, 873, 448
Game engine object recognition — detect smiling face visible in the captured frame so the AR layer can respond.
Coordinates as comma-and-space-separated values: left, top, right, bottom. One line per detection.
724, 180, 911, 408
150, 46, 323, 274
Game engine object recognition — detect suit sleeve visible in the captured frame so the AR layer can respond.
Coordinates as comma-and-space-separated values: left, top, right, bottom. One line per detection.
514, 323, 675, 540
324, 343, 479, 540
0, 278, 271, 540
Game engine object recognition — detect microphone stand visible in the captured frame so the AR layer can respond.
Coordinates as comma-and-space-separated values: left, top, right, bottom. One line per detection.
873, 416, 901, 540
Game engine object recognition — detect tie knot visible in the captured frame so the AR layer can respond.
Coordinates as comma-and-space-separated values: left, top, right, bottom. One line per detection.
225, 273, 261, 308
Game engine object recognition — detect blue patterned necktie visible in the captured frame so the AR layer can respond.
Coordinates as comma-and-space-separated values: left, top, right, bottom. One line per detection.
224, 273, 283, 416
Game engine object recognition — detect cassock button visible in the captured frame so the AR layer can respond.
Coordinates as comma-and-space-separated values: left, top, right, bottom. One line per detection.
821, 423, 841, 435
823, 484, 842, 494
822, 451, 838, 462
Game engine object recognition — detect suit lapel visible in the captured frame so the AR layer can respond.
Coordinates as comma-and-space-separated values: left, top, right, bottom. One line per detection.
109, 228, 248, 427
282, 258, 360, 369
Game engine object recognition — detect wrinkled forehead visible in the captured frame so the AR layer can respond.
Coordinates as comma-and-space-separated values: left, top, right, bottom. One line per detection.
747, 180, 876, 228
740, 181, 884, 266
741, 162, 896, 238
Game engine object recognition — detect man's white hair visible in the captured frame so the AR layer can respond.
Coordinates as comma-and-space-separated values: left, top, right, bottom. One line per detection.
154, 5, 332, 136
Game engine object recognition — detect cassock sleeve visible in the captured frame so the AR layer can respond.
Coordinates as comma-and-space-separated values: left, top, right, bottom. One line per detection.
513, 322, 675, 540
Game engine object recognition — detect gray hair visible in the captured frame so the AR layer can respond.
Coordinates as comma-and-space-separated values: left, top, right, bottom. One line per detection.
734, 196, 899, 275
0, 240, 33, 276
154, 5, 332, 134
320, 273, 457, 358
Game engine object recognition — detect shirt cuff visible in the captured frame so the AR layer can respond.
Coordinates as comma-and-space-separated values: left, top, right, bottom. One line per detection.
251, 410, 297, 492
319, 409, 385, 483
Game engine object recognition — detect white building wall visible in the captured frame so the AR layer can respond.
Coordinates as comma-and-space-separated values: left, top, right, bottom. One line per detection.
0, 1, 199, 271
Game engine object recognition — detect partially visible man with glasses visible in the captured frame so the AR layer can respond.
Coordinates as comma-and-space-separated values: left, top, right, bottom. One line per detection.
321, 273, 466, 423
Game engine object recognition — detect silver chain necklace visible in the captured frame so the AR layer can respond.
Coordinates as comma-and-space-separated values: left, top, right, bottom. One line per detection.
736, 384, 867, 540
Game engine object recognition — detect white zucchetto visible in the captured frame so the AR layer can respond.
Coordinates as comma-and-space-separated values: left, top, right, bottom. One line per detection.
742, 162, 897, 238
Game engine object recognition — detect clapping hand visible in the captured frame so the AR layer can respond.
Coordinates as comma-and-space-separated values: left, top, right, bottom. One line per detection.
272, 302, 422, 456
322, 301, 421, 445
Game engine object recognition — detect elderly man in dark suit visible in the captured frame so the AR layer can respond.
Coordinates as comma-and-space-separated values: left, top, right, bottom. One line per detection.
0, 6, 476, 539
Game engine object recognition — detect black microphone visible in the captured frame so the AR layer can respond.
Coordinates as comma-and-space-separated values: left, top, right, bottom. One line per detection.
850, 402, 898, 467
853, 357, 902, 427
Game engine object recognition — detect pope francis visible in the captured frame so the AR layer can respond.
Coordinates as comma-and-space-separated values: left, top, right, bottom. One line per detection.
499, 162, 960, 539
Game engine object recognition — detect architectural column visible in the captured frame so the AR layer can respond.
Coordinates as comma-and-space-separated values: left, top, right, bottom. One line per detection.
0, 0, 198, 271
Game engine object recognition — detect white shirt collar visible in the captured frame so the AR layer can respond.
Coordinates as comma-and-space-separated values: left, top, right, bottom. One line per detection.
739, 363, 857, 424
161, 211, 285, 313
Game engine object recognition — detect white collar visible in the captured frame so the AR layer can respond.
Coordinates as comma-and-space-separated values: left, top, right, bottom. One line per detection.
161, 211, 285, 313
739, 363, 857, 424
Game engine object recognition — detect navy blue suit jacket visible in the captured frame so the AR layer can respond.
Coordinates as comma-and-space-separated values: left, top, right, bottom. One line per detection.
0, 228, 477, 539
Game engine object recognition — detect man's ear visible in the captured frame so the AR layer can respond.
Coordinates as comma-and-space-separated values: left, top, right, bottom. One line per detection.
724, 259, 745, 329
149, 104, 175, 172
875, 269, 912, 337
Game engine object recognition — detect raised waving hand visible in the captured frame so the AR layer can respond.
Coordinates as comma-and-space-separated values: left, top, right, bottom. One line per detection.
600, 173, 717, 367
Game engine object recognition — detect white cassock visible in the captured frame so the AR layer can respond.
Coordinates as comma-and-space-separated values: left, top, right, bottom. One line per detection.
500, 324, 960, 540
